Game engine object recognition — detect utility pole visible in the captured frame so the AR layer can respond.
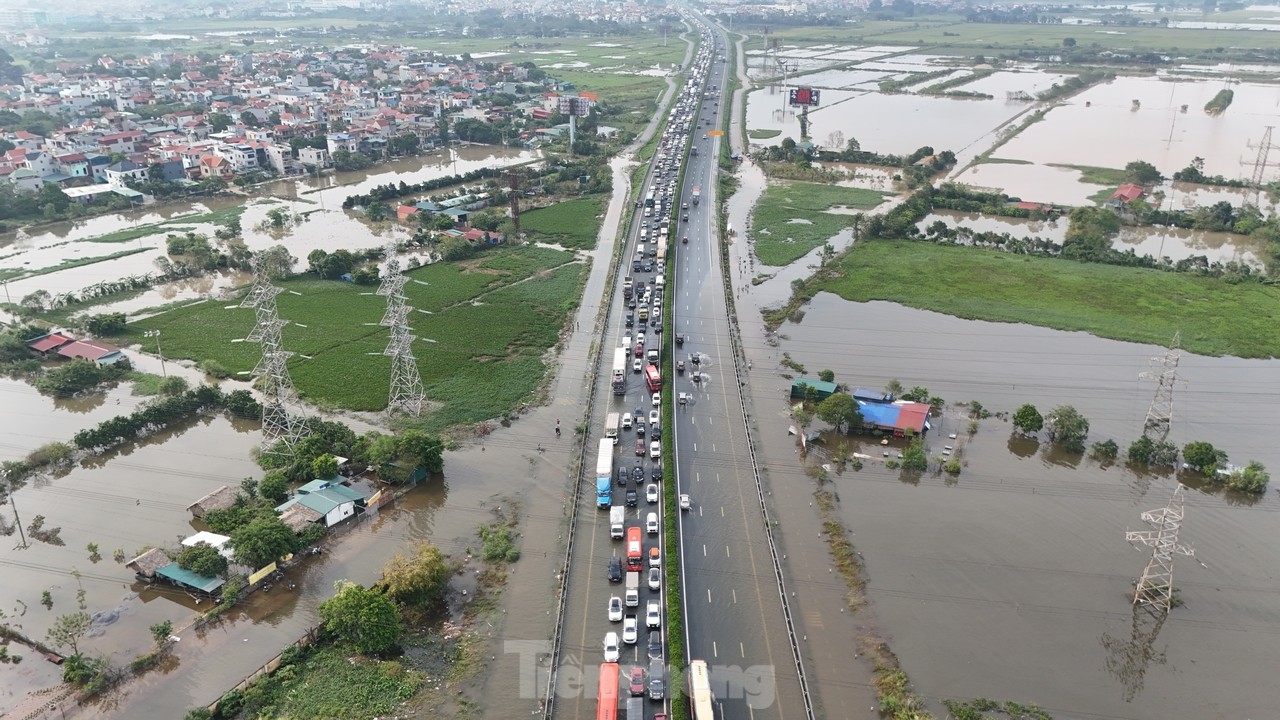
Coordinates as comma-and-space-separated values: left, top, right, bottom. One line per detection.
144, 329, 166, 377
1138, 331, 1181, 442
1126, 484, 1194, 610
3, 469, 28, 549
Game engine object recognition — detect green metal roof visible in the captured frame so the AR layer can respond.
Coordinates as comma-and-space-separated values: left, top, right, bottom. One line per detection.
156, 563, 225, 593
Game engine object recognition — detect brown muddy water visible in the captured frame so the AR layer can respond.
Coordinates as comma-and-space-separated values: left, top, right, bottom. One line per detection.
750, 293, 1280, 719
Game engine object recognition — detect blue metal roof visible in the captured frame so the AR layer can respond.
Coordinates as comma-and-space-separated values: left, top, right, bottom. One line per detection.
857, 402, 901, 428
156, 563, 225, 593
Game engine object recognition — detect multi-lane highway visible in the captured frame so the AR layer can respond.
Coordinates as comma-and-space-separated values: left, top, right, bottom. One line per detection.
552, 15, 807, 720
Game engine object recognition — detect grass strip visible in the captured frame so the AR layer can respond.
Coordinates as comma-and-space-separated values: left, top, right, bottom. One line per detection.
814, 239, 1280, 358
751, 182, 887, 267
0, 247, 152, 282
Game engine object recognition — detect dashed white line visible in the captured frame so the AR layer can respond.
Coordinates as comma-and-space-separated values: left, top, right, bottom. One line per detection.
707, 588, 712, 604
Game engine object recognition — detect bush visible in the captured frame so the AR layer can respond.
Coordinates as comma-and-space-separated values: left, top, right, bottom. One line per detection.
199, 359, 232, 379
944, 459, 961, 474
1090, 439, 1119, 460
178, 543, 228, 578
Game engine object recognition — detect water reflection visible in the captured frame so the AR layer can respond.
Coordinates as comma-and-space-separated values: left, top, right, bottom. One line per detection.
1100, 602, 1169, 703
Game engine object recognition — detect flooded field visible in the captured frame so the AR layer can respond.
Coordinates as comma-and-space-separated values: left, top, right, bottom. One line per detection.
918, 209, 1266, 266
0, 147, 536, 313
754, 295, 1280, 719
997, 76, 1280, 179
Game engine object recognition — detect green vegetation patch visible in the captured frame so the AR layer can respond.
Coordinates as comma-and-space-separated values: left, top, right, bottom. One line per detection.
751, 182, 887, 267
84, 226, 178, 244
979, 157, 1033, 166
228, 644, 421, 719
125, 245, 582, 424
163, 204, 247, 228
1049, 163, 1127, 186
815, 239, 1280, 358
520, 196, 606, 250
747, 129, 782, 139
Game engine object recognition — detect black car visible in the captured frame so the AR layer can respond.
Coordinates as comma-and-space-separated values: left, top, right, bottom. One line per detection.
625, 313, 634, 328
647, 630, 662, 660
617, 467, 628, 487
651, 426, 662, 441
632, 260, 642, 271
628, 297, 637, 310
651, 464, 662, 481
675, 334, 684, 347
608, 556, 624, 583
632, 464, 644, 482
626, 488, 638, 507
642, 262, 654, 273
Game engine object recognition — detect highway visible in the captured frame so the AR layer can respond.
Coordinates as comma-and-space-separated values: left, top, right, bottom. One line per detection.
669, 24, 806, 720
552, 16, 806, 720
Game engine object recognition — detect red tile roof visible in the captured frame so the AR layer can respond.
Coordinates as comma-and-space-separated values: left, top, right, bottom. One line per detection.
28, 333, 74, 353
56, 339, 120, 362
1111, 183, 1145, 202
895, 403, 930, 434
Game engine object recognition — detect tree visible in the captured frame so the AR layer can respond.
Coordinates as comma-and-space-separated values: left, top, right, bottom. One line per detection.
256, 245, 296, 279
1090, 439, 1119, 460
312, 453, 339, 479
1224, 461, 1268, 494
239, 110, 260, 128
1127, 435, 1177, 466
1044, 405, 1089, 453
815, 393, 862, 433
885, 379, 903, 396
1063, 37, 1077, 47
901, 436, 927, 471
177, 542, 228, 577
1012, 404, 1043, 434
207, 113, 233, 133
20, 289, 51, 312
318, 581, 401, 654
817, 369, 835, 383
379, 542, 450, 608
47, 611, 92, 654
258, 470, 289, 503
1124, 159, 1163, 185
85, 312, 128, 335
229, 515, 298, 569
150, 620, 174, 650
1182, 441, 1225, 474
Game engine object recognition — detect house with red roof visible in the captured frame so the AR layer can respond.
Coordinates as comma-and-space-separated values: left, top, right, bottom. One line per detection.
26, 332, 75, 356
56, 339, 123, 365
1107, 183, 1145, 209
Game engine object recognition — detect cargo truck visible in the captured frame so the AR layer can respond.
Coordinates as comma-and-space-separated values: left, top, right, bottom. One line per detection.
691, 186, 701, 206
610, 507, 625, 539
611, 348, 627, 395
596, 439, 614, 510
605, 413, 620, 444
625, 571, 640, 607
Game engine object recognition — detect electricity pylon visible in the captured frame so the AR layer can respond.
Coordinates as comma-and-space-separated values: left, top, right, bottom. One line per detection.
376, 240, 426, 417
1126, 484, 1194, 610
1139, 331, 1181, 442
238, 253, 307, 454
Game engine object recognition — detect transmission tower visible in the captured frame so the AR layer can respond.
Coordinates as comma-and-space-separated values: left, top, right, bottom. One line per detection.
239, 253, 308, 454
1242, 126, 1280, 206
1138, 331, 1181, 442
508, 169, 522, 234
1125, 484, 1194, 610
376, 240, 426, 417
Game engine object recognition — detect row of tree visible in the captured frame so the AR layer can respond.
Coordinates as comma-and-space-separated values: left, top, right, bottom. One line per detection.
71, 385, 260, 453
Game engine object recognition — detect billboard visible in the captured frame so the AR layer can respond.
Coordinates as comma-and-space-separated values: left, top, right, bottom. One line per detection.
788, 88, 820, 107
557, 95, 592, 117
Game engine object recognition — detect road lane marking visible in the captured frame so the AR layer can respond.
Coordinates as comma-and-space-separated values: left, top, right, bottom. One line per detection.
732, 589, 737, 604
740, 642, 746, 658
720, 506, 725, 517
725, 545, 731, 558
713, 641, 719, 658
707, 588, 712, 604
702, 544, 707, 557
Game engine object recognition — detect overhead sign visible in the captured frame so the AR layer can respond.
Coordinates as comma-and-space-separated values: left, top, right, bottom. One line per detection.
557, 95, 592, 117
707, 130, 724, 137
788, 88, 820, 107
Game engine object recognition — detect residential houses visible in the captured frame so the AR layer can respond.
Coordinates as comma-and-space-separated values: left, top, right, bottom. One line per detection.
0, 42, 597, 201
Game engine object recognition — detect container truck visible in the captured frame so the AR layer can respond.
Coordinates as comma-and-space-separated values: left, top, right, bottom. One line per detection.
611, 348, 628, 395
596, 439, 614, 510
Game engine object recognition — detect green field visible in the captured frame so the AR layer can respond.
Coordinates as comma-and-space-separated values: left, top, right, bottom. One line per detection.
1048, 163, 1127, 186
751, 182, 887, 267
520, 196, 605, 250
815, 239, 1280, 358
125, 245, 585, 427
761, 15, 1280, 55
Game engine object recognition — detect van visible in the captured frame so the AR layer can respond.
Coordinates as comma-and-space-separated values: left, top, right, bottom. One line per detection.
605, 413, 620, 444
625, 571, 640, 607
626, 697, 643, 720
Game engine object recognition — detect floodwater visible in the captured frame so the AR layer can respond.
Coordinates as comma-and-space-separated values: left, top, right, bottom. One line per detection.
996, 76, 1280, 180
954, 162, 1110, 206
748, 294, 1280, 719
917, 209, 1265, 267
0, 147, 536, 313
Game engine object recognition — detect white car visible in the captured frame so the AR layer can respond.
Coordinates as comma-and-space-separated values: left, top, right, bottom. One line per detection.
622, 412, 633, 429
651, 392, 661, 407
636, 332, 646, 346
633, 358, 642, 373
645, 483, 659, 504
679, 494, 691, 511
648, 567, 662, 591
623, 616, 639, 645
649, 440, 661, 459
648, 410, 659, 426
646, 600, 661, 629
604, 632, 620, 662
609, 595, 623, 623
646, 512, 659, 535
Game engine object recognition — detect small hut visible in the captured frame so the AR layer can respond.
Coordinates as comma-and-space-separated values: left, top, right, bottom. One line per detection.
279, 504, 324, 533
187, 485, 238, 519
127, 548, 173, 583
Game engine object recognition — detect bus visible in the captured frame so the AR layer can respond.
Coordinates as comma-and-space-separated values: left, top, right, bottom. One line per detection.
689, 659, 715, 720
645, 190, 655, 208
626, 526, 643, 571
645, 364, 662, 393
596, 662, 619, 720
